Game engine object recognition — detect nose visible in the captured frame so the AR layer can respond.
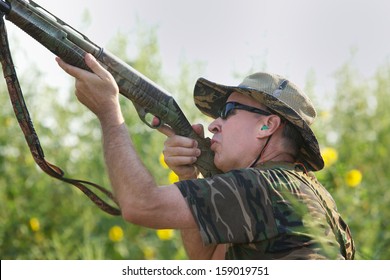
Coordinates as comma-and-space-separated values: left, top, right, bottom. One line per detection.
208, 118, 222, 134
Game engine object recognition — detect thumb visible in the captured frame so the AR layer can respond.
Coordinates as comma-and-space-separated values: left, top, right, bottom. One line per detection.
192, 124, 205, 138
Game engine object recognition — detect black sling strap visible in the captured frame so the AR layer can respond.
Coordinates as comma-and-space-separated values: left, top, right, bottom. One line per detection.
0, 17, 121, 216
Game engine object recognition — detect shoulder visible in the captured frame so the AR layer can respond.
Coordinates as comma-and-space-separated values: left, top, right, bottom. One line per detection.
175, 167, 276, 203
177, 168, 263, 190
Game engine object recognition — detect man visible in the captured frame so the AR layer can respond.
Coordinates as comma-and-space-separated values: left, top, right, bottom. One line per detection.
56, 54, 355, 259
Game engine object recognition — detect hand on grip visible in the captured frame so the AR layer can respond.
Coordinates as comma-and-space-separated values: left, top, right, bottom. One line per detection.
158, 122, 204, 180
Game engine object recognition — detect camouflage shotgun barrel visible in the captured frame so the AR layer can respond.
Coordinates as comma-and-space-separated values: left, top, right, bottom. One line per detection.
0, 0, 220, 177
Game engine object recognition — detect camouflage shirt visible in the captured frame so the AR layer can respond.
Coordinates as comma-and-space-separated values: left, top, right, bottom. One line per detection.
176, 162, 355, 260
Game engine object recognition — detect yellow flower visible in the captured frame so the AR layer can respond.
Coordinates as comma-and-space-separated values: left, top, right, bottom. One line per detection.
36, 233, 44, 242
108, 225, 124, 242
168, 171, 179, 184
142, 245, 156, 260
4, 117, 12, 128
345, 169, 362, 188
159, 153, 169, 169
320, 111, 330, 119
156, 229, 174, 241
321, 147, 338, 167
29, 217, 40, 232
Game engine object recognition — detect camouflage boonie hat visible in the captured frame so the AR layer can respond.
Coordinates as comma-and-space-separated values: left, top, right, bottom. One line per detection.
193, 72, 324, 171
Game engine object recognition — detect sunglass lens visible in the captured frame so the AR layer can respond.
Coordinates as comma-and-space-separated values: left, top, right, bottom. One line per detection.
219, 102, 235, 119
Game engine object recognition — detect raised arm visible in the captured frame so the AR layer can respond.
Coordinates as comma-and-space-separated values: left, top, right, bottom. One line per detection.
56, 54, 194, 229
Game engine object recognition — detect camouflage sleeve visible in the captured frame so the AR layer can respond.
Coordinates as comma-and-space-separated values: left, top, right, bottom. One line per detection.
175, 169, 279, 245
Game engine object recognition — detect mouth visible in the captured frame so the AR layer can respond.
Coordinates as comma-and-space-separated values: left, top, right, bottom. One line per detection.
210, 138, 218, 150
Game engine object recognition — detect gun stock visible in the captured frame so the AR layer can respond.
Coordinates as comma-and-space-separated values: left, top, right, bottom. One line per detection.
0, 0, 220, 177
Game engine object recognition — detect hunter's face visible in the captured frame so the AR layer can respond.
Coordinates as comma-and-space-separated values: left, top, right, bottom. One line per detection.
208, 92, 267, 172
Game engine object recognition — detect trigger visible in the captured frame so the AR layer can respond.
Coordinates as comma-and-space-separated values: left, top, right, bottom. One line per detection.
151, 116, 162, 128
133, 104, 164, 129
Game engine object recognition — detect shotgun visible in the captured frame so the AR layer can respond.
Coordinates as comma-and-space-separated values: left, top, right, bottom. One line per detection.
0, 0, 220, 178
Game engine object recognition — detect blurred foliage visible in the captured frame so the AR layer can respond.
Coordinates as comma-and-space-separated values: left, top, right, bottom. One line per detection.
312, 62, 390, 259
1, 21, 389, 260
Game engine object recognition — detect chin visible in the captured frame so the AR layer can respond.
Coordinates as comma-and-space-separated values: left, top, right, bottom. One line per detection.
214, 158, 224, 173
214, 159, 230, 173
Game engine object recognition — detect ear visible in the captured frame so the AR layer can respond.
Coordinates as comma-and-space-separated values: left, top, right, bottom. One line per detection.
256, 115, 282, 138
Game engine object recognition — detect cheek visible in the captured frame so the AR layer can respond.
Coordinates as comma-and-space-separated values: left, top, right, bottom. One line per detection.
225, 122, 256, 144
219, 123, 255, 157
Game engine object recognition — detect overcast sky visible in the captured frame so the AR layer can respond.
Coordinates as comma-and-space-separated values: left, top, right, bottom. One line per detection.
2, 0, 390, 106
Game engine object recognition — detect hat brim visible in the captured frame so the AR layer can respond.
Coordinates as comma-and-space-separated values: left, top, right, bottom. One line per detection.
194, 77, 324, 171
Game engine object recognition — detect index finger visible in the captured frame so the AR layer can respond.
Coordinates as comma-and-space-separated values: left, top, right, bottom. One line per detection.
157, 122, 175, 137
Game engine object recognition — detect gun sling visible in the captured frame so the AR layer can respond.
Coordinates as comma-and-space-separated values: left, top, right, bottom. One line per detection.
0, 17, 121, 216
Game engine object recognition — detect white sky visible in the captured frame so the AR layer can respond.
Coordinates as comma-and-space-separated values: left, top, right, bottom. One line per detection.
2, 0, 390, 107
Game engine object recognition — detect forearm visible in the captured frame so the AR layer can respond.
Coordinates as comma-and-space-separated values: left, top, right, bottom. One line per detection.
99, 111, 156, 217
98, 110, 199, 230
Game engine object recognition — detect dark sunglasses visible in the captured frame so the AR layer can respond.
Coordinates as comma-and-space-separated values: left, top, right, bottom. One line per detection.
218, 102, 272, 120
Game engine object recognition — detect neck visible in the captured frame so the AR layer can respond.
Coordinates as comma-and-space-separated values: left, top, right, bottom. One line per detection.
249, 136, 296, 168
260, 152, 296, 164
249, 135, 272, 168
